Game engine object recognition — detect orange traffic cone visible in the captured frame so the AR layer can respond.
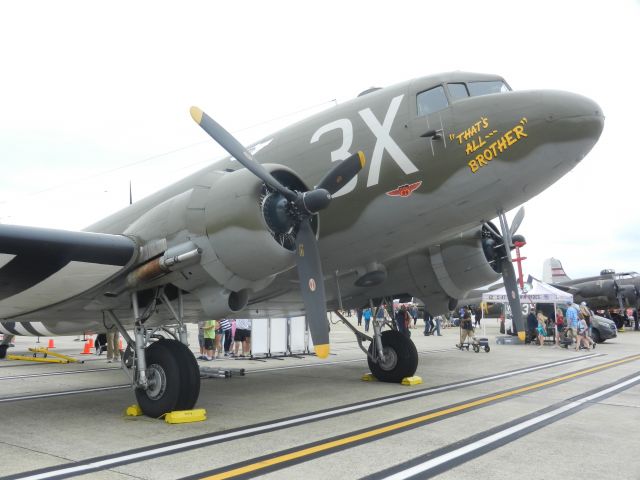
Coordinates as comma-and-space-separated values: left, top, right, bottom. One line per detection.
88, 337, 94, 348
47, 339, 55, 349
80, 341, 92, 355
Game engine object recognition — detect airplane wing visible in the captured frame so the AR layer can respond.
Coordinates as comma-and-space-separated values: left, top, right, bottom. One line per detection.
548, 283, 579, 295
0, 224, 138, 319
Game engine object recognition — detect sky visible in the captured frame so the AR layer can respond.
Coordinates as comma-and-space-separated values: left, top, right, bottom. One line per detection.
0, 0, 639, 281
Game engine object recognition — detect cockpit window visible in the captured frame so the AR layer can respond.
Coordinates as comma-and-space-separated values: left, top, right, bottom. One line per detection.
417, 86, 448, 116
447, 83, 469, 101
467, 80, 510, 97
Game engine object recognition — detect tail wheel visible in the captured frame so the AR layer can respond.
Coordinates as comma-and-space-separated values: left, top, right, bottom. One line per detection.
135, 339, 200, 417
367, 330, 418, 383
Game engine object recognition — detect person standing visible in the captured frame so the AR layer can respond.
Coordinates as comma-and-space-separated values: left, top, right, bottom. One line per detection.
106, 326, 121, 363
220, 318, 233, 356
234, 318, 252, 357
363, 308, 372, 332
203, 319, 216, 360
434, 314, 442, 336
197, 321, 207, 360
473, 306, 481, 328
395, 305, 410, 337
423, 309, 433, 336
565, 302, 579, 346
535, 310, 547, 347
555, 307, 565, 347
410, 304, 419, 328
458, 307, 475, 347
356, 308, 363, 327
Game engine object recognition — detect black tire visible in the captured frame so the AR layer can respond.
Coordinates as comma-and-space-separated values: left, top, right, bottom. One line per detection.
160, 339, 201, 411
592, 329, 604, 344
135, 339, 199, 418
473, 344, 480, 353
367, 330, 418, 383
484, 345, 490, 353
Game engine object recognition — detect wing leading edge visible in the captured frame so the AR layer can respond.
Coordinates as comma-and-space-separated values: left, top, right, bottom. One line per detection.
0, 224, 137, 318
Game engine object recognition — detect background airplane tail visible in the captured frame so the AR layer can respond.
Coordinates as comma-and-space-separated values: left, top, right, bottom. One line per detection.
543, 257, 570, 283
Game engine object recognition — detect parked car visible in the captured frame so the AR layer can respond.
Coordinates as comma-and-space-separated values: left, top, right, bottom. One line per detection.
590, 314, 617, 343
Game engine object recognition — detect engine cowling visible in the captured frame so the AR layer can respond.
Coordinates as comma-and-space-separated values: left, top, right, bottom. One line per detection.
124, 164, 312, 317
401, 226, 501, 313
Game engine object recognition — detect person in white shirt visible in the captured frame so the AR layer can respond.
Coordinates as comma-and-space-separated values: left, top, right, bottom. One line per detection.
233, 318, 252, 357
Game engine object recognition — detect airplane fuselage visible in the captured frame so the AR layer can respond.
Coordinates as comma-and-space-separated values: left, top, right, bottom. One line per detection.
0, 71, 604, 335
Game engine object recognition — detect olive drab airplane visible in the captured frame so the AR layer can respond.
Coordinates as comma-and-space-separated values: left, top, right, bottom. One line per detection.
0, 72, 604, 417
543, 258, 640, 311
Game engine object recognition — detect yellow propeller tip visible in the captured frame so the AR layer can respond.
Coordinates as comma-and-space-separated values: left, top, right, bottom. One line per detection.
190, 106, 203, 124
518, 332, 526, 342
314, 344, 330, 359
357, 151, 366, 168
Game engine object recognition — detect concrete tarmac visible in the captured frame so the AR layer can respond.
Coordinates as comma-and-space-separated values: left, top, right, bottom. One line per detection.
0, 319, 639, 480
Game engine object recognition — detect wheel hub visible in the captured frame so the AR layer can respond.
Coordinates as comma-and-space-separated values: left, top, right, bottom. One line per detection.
377, 346, 398, 371
145, 363, 167, 400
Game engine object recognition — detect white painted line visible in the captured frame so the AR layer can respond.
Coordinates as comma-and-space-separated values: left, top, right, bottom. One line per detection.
382, 373, 640, 480
12, 353, 601, 479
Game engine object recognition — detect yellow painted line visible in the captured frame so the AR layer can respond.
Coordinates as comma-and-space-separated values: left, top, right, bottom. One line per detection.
201, 354, 640, 480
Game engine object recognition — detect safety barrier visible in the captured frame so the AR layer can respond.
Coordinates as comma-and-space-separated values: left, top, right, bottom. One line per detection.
249, 316, 312, 357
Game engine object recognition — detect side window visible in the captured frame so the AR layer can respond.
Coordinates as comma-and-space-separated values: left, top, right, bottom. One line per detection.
468, 81, 510, 97
447, 83, 469, 102
417, 86, 448, 117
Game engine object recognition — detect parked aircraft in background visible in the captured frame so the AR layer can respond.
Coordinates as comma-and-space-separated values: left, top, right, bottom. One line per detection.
543, 258, 640, 311
0, 72, 604, 416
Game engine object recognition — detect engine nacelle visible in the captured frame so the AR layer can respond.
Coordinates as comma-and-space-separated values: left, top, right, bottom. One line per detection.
402, 227, 501, 313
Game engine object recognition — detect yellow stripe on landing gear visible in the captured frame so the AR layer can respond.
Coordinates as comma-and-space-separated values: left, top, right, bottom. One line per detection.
518, 332, 526, 342
164, 409, 207, 424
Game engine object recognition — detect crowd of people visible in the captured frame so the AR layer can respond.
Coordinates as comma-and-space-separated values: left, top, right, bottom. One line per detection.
525, 301, 595, 350
197, 318, 252, 361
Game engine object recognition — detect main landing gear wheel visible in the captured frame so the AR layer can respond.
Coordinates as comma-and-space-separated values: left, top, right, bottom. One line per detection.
135, 339, 200, 417
367, 330, 418, 383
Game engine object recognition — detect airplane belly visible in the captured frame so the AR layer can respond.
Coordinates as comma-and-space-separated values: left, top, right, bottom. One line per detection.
0, 261, 122, 319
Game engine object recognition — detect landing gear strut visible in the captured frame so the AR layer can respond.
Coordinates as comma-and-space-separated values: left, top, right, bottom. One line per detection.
105, 288, 200, 418
333, 308, 418, 383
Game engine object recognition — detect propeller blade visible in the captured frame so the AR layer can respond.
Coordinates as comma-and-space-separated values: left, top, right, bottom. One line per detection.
294, 220, 330, 358
316, 151, 366, 195
190, 106, 296, 201
509, 206, 525, 237
501, 258, 525, 341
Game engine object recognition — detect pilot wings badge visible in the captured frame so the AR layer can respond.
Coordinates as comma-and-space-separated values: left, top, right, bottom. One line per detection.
386, 181, 422, 197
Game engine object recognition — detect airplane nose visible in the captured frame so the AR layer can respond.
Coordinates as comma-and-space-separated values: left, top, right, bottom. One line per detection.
540, 90, 604, 139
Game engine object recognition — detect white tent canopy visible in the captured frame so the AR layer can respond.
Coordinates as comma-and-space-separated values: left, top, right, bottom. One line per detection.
482, 277, 573, 304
